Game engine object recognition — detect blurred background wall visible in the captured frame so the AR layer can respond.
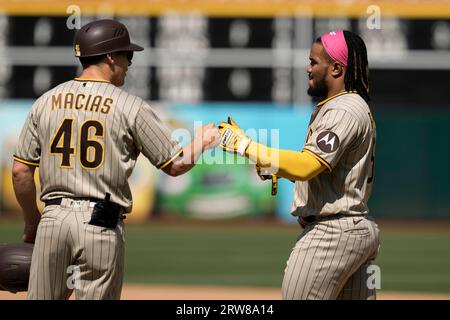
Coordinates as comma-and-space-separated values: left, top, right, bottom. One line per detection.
0, 0, 449, 223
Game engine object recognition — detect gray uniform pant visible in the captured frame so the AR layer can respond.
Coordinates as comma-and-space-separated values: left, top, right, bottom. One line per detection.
27, 198, 125, 300
282, 215, 380, 300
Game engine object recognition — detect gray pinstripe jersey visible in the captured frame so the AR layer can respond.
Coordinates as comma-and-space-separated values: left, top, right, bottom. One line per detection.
14, 79, 181, 212
291, 92, 376, 219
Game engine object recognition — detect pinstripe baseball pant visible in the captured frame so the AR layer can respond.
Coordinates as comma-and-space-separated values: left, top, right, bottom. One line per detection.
27, 198, 125, 300
282, 215, 380, 300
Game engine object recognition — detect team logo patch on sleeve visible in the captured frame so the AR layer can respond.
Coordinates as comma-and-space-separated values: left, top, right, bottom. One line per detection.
316, 131, 339, 153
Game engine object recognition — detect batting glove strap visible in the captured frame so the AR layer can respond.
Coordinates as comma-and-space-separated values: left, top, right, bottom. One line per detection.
220, 128, 250, 156
237, 137, 250, 156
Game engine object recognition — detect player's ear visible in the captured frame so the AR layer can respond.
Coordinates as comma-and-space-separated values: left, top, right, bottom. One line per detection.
331, 62, 344, 78
105, 53, 115, 65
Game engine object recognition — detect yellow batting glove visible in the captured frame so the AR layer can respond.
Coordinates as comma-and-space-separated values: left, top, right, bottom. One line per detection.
218, 117, 251, 156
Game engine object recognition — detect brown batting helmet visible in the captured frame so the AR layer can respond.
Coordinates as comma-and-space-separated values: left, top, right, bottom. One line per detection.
74, 19, 144, 58
0, 243, 34, 293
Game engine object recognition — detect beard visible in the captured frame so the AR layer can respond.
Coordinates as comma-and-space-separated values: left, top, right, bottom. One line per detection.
307, 74, 328, 100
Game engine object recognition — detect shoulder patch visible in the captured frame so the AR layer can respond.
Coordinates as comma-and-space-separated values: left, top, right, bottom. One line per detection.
316, 131, 339, 153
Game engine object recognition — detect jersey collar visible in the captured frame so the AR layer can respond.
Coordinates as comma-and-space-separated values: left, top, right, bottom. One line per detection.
316, 91, 355, 108
74, 77, 111, 83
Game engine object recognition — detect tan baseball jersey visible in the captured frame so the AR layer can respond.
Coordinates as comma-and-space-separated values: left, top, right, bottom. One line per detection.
282, 91, 380, 300
291, 91, 376, 219
14, 78, 182, 212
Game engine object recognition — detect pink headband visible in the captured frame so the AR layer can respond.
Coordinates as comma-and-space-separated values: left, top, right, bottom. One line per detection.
321, 30, 348, 67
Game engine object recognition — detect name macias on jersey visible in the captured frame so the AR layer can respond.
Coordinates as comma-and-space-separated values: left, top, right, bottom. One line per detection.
51, 93, 113, 114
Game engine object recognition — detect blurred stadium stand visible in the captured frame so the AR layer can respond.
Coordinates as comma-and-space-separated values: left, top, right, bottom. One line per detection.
0, 0, 448, 220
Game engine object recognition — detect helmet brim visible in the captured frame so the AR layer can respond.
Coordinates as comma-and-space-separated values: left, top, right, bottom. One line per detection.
120, 42, 144, 52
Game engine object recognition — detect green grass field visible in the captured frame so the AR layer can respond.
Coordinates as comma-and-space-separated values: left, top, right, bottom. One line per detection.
1, 220, 449, 293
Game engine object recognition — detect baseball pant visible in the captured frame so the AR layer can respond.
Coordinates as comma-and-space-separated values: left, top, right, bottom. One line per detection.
281, 216, 380, 300
27, 198, 125, 300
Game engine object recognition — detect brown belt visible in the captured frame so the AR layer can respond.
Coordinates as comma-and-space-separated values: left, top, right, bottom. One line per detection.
300, 213, 367, 227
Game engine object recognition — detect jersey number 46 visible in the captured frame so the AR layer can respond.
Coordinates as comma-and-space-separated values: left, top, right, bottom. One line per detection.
50, 118, 104, 169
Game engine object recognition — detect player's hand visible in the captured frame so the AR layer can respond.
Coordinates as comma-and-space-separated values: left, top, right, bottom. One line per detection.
218, 117, 251, 155
195, 123, 221, 151
23, 220, 40, 244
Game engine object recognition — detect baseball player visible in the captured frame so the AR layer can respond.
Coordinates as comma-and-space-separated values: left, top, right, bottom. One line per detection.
219, 30, 379, 299
11, 19, 220, 300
